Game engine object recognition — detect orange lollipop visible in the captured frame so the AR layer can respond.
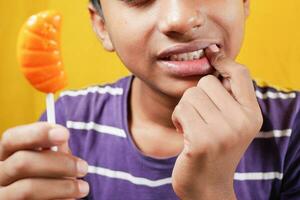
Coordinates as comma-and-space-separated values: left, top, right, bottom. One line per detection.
17, 10, 67, 93
17, 11, 67, 143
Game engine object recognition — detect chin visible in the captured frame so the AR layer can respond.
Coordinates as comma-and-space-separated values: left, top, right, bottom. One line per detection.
156, 75, 203, 99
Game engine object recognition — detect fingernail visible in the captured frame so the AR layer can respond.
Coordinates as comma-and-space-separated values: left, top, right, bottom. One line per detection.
48, 128, 68, 143
78, 180, 89, 195
208, 44, 220, 53
77, 159, 88, 177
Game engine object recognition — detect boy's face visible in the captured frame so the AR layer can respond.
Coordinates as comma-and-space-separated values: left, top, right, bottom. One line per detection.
91, 0, 249, 98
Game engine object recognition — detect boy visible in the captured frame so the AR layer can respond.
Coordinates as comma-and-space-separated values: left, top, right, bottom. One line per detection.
0, 0, 299, 199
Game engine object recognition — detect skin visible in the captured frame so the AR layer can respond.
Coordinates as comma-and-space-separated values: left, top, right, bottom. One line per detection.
0, 123, 89, 199
0, 0, 263, 199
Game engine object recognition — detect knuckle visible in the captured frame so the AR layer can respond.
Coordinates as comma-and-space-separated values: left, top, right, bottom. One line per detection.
175, 101, 188, 113
172, 105, 180, 117
198, 75, 216, 88
182, 87, 206, 103
9, 151, 29, 176
28, 123, 48, 139
171, 106, 180, 121
171, 112, 178, 124
26, 122, 54, 141
172, 105, 182, 121
182, 87, 198, 99
172, 102, 189, 124
2, 128, 13, 140
1, 129, 14, 151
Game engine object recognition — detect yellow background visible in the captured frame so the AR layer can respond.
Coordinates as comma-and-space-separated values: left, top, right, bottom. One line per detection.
0, 0, 299, 134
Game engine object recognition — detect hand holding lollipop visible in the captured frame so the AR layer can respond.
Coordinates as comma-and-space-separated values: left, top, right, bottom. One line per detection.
0, 10, 89, 200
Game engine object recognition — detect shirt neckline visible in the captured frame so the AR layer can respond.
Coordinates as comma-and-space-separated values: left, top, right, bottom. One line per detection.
121, 75, 177, 170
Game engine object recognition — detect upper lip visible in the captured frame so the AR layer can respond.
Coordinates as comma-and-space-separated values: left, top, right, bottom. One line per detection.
157, 40, 221, 60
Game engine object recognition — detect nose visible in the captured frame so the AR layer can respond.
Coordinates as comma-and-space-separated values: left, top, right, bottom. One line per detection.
158, 0, 206, 38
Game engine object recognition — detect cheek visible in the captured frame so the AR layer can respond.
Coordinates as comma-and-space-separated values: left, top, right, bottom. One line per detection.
107, 17, 156, 74
209, 3, 246, 58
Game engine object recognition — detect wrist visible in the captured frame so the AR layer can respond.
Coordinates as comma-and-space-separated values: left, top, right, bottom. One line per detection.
180, 185, 236, 200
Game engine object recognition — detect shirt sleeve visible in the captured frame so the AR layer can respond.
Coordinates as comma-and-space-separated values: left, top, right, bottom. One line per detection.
280, 109, 300, 199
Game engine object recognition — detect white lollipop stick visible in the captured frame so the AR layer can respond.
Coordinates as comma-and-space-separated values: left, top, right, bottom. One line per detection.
46, 93, 58, 151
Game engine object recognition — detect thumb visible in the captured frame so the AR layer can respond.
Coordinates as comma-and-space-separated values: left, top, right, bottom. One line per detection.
205, 44, 238, 80
47, 125, 72, 154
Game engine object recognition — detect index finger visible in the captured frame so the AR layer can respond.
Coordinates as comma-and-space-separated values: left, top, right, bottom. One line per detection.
0, 122, 69, 160
205, 44, 257, 108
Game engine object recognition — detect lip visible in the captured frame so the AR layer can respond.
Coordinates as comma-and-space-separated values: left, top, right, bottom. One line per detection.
157, 40, 221, 60
158, 57, 215, 77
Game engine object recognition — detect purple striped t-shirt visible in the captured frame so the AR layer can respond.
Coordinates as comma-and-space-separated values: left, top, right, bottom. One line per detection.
41, 75, 300, 200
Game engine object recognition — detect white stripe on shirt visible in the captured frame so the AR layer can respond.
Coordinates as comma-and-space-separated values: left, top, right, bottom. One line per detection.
256, 90, 296, 99
67, 120, 292, 140
234, 172, 283, 180
88, 165, 172, 187
88, 165, 283, 187
60, 86, 123, 97
66, 121, 127, 138
255, 129, 292, 138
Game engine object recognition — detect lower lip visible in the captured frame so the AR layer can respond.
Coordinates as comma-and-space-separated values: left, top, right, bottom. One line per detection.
158, 56, 214, 77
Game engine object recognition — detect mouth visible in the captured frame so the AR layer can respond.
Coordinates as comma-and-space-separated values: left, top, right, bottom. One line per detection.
164, 49, 205, 61
157, 40, 220, 61
157, 40, 220, 77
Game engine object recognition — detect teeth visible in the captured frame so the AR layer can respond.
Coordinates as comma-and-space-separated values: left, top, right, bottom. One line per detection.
169, 49, 204, 61
178, 54, 187, 61
170, 55, 178, 61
